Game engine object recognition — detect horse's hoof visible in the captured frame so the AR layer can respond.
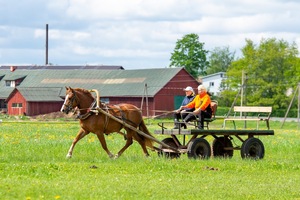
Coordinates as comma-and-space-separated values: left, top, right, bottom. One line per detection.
114, 154, 119, 159
66, 154, 72, 159
108, 154, 115, 159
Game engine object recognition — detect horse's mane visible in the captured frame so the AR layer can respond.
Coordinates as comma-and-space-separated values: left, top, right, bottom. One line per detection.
74, 88, 94, 99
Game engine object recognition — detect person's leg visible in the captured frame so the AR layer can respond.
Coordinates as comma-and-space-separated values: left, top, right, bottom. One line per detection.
183, 113, 197, 129
180, 112, 189, 129
202, 111, 212, 119
173, 112, 181, 129
196, 112, 204, 129
197, 111, 212, 129
183, 113, 196, 123
181, 112, 188, 120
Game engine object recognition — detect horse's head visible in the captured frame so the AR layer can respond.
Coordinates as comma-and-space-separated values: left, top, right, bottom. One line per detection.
60, 86, 78, 114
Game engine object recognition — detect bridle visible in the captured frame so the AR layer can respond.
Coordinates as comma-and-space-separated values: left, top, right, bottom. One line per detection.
63, 91, 78, 114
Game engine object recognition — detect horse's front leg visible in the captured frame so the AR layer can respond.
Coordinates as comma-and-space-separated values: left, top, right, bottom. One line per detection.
66, 128, 89, 158
96, 132, 114, 158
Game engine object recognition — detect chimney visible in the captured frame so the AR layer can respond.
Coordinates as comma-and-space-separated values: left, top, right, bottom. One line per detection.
10, 66, 16, 72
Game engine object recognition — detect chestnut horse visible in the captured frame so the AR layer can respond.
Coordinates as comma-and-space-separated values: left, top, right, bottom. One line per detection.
60, 87, 154, 158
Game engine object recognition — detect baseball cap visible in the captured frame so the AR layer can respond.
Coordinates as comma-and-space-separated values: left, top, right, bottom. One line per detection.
183, 86, 194, 92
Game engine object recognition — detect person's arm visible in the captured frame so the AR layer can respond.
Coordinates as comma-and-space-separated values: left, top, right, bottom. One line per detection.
193, 95, 211, 114
181, 97, 188, 106
175, 97, 188, 113
181, 96, 197, 110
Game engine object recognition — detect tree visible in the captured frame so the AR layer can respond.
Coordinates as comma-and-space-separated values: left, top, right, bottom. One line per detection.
169, 33, 209, 78
221, 38, 300, 109
207, 46, 235, 75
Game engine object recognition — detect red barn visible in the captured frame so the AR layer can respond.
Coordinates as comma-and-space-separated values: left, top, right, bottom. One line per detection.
6, 88, 63, 116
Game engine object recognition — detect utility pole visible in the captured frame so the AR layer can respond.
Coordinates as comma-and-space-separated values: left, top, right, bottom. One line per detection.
241, 70, 248, 128
141, 83, 149, 124
45, 24, 49, 65
241, 70, 244, 109
241, 71, 248, 114
281, 83, 300, 129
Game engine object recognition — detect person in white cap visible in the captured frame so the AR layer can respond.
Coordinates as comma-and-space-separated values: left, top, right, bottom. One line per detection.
173, 86, 195, 129
180, 85, 212, 129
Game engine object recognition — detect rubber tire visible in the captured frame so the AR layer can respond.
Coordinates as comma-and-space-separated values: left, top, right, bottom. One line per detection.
241, 137, 265, 159
158, 138, 180, 159
212, 136, 234, 158
187, 138, 211, 159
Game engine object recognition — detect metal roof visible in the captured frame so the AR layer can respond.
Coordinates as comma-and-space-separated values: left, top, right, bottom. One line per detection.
0, 68, 184, 100
0, 87, 14, 99
17, 87, 63, 102
4, 75, 27, 81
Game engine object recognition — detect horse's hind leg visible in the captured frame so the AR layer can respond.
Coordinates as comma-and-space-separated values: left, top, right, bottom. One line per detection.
115, 131, 134, 158
67, 128, 89, 158
95, 132, 114, 158
132, 133, 150, 157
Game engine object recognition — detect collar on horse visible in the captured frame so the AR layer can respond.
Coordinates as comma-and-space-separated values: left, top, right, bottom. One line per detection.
75, 99, 97, 120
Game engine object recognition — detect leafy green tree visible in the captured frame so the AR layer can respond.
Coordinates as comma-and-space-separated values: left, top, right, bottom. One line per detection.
169, 33, 209, 78
222, 38, 300, 109
207, 46, 235, 75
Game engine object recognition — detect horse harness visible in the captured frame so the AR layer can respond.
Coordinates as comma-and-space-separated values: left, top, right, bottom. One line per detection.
101, 104, 141, 134
76, 101, 140, 134
75, 99, 96, 120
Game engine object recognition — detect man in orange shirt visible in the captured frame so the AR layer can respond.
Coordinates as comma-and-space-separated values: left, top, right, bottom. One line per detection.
180, 85, 212, 129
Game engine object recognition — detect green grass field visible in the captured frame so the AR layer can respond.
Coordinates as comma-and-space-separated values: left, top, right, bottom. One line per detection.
0, 118, 299, 199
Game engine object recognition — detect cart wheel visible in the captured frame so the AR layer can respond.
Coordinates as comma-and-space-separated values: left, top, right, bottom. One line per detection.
158, 138, 180, 159
241, 137, 265, 159
212, 136, 233, 158
187, 138, 211, 159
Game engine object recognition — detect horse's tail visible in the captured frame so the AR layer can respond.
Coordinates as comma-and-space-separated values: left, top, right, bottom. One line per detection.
139, 120, 154, 149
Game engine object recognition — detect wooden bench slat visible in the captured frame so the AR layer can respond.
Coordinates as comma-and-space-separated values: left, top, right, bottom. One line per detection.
234, 106, 272, 113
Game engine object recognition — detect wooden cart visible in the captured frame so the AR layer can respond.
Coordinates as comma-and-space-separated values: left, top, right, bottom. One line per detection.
154, 123, 274, 159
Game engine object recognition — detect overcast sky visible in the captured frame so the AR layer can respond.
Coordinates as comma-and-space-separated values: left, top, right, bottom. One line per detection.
0, 0, 299, 69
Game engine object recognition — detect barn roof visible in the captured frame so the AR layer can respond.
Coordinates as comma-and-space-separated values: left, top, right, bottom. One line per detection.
0, 67, 186, 99
4, 75, 27, 81
7, 87, 63, 102
19, 87, 63, 102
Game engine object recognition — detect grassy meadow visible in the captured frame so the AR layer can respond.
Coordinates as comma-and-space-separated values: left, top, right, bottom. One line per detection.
0, 117, 300, 200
